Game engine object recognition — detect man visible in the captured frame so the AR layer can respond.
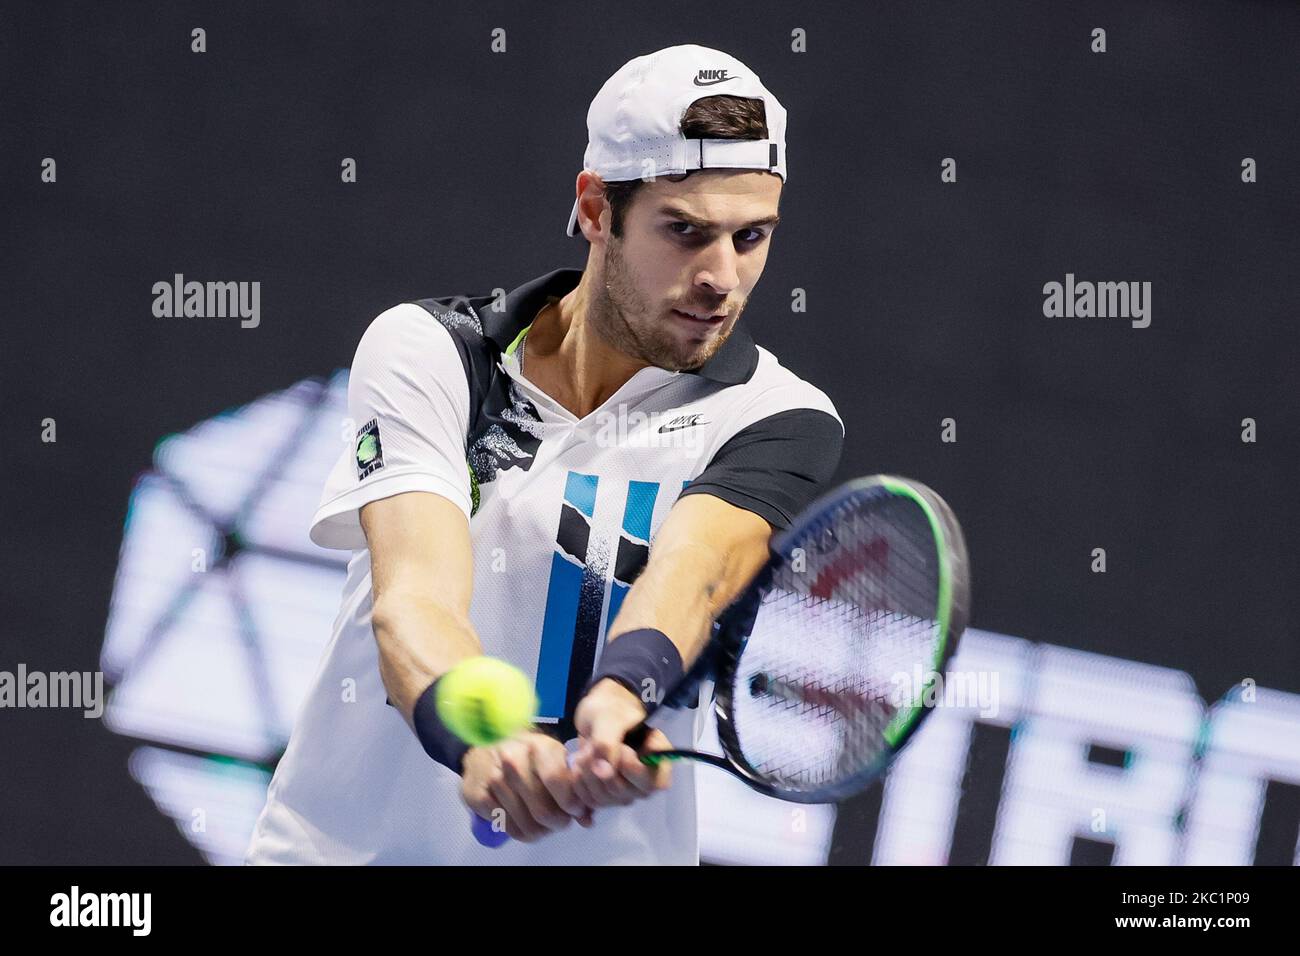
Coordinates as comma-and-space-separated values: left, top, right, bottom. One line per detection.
246, 43, 843, 865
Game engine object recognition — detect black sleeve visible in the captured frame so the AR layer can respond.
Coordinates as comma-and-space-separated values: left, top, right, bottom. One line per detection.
679, 407, 844, 529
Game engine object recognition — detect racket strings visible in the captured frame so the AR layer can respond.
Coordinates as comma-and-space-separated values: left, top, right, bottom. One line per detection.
727, 495, 945, 793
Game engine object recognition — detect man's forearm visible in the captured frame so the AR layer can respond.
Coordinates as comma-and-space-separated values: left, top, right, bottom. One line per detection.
371, 594, 482, 723
608, 534, 767, 670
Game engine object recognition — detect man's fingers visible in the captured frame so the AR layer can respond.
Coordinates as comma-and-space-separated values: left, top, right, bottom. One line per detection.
622, 729, 673, 791
477, 741, 549, 842
461, 736, 594, 842
487, 778, 546, 842
500, 744, 572, 831
531, 737, 586, 818
615, 745, 665, 794
586, 715, 627, 763
572, 772, 603, 811
571, 748, 617, 810
573, 762, 616, 807
572, 748, 636, 807
461, 749, 506, 824
614, 744, 656, 793
640, 727, 673, 752
582, 763, 637, 806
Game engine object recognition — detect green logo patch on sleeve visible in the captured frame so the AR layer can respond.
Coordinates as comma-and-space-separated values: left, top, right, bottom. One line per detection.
355, 419, 384, 478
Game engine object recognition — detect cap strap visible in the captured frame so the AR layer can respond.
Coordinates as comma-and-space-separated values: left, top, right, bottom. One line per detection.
685, 138, 780, 173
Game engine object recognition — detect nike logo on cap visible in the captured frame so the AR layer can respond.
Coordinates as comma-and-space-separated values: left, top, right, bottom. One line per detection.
693, 69, 737, 87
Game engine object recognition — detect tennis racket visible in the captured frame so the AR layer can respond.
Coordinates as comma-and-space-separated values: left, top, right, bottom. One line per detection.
471, 473, 969, 846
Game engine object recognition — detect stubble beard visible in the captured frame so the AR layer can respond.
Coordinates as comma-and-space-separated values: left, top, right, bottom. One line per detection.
591, 235, 738, 372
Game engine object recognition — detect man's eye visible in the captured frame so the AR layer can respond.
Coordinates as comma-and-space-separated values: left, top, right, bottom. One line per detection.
669, 223, 766, 244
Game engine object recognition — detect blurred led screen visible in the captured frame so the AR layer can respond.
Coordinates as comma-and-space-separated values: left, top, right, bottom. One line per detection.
101, 375, 1300, 865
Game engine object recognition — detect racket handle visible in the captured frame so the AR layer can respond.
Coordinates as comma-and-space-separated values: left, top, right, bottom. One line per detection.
471, 810, 510, 848
622, 722, 651, 751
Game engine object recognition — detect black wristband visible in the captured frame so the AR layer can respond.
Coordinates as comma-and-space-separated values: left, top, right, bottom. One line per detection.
412, 676, 471, 775
586, 628, 684, 714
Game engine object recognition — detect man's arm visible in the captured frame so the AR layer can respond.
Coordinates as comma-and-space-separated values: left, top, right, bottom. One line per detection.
362, 490, 589, 841
362, 490, 478, 723
571, 492, 773, 807
323, 303, 588, 840
603, 491, 771, 682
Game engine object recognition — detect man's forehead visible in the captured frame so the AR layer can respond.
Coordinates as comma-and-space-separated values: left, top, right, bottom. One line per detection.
644, 170, 782, 224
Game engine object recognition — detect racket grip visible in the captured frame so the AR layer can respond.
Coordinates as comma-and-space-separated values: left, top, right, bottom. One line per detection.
622, 722, 651, 751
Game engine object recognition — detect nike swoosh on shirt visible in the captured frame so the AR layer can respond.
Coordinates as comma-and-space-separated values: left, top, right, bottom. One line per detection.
658, 417, 709, 432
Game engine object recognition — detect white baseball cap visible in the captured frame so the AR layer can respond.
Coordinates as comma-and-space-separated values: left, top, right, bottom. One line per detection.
566, 44, 789, 237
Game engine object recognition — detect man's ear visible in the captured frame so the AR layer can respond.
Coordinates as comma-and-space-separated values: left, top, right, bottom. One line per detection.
574, 171, 609, 239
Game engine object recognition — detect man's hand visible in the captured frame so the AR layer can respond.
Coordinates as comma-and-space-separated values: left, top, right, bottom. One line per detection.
571, 679, 672, 809
461, 731, 592, 843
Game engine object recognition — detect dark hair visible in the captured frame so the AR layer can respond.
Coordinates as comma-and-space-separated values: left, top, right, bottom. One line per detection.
598, 95, 769, 238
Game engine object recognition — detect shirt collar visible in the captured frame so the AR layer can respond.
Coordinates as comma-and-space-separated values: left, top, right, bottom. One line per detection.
482, 267, 759, 386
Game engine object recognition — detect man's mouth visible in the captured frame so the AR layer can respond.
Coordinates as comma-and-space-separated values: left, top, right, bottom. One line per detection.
671, 307, 727, 325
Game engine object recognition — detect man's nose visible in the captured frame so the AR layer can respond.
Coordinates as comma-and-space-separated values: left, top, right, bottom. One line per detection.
693, 239, 740, 297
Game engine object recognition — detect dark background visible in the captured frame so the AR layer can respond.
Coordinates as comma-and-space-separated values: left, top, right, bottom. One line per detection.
2, 1, 1297, 864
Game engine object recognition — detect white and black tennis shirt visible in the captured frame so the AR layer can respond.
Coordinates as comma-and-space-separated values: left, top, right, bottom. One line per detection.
246, 267, 843, 865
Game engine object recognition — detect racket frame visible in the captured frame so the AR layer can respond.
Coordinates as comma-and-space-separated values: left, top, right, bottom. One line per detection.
645, 474, 970, 804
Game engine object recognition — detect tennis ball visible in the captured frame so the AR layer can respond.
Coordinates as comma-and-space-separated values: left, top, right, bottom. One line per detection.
436, 657, 537, 747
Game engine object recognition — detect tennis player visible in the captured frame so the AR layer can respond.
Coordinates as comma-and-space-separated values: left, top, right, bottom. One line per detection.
246, 44, 843, 865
